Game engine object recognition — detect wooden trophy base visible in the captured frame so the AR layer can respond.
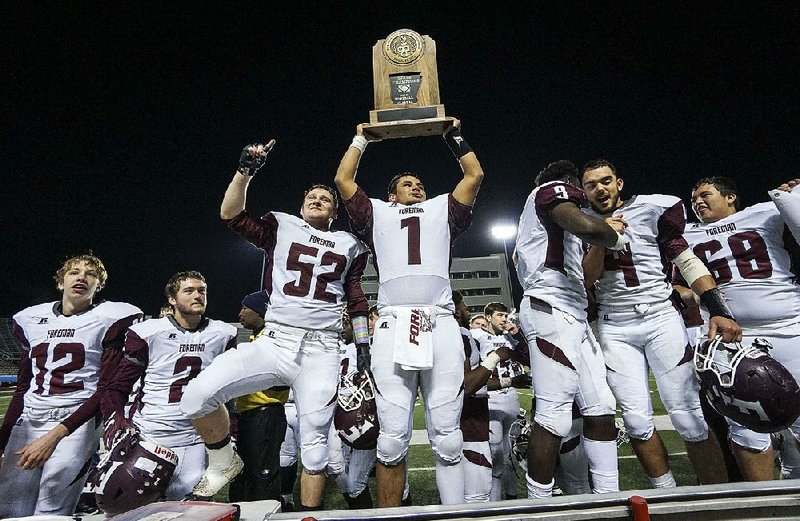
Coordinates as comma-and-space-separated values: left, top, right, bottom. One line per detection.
363, 104, 453, 139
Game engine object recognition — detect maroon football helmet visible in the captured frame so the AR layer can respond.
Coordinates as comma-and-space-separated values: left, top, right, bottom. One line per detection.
92, 431, 179, 516
335, 371, 379, 450
695, 336, 800, 433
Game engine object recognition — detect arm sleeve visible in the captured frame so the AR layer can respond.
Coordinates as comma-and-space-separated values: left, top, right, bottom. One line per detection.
342, 187, 374, 244
344, 250, 370, 316
447, 193, 474, 240
100, 328, 148, 419
224, 211, 279, 252
656, 202, 690, 261
61, 312, 142, 434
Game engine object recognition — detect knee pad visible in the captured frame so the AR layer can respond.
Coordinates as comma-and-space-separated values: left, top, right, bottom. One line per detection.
300, 444, 329, 474
534, 409, 573, 438
431, 429, 463, 465
377, 434, 408, 466
669, 409, 708, 442
621, 411, 655, 441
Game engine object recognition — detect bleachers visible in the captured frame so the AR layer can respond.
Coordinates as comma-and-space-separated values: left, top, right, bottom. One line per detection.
0, 318, 22, 364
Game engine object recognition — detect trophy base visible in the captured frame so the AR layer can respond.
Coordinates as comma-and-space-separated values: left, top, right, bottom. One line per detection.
364, 105, 453, 139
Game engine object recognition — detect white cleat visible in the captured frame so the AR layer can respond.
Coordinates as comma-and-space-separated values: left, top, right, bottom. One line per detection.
190, 451, 244, 498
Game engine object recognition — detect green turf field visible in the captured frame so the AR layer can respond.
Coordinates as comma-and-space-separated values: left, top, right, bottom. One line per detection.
0, 375, 695, 508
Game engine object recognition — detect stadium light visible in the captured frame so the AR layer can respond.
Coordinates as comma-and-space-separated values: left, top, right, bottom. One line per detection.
491, 224, 517, 240
491, 223, 518, 309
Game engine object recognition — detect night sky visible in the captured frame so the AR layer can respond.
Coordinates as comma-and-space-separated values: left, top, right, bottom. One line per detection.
3, 4, 798, 320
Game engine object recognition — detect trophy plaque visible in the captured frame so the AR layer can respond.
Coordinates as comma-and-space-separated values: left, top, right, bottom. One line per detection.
362, 29, 454, 139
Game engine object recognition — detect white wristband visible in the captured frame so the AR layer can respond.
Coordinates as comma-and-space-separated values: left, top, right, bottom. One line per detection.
480, 351, 501, 372
499, 377, 512, 389
610, 232, 627, 251
350, 135, 368, 153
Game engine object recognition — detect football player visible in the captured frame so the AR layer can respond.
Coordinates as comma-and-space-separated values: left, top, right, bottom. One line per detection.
581, 160, 735, 487
179, 139, 370, 511
677, 176, 800, 480
469, 315, 489, 331
515, 160, 624, 498
472, 302, 530, 500
229, 290, 289, 502
0, 255, 142, 517
335, 120, 483, 506
454, 291, 521, 503
101, 271, 237, 502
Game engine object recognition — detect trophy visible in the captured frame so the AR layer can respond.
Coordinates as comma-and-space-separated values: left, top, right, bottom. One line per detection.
362, 29, 454, 139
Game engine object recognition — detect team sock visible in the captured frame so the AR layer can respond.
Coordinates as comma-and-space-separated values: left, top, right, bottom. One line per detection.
650, 470, 677, 488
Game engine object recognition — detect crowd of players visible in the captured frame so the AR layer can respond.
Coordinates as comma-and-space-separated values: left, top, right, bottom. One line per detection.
1, 119, 800, 517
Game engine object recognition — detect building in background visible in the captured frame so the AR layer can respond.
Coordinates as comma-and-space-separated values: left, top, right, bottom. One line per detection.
361, 254, 515, 314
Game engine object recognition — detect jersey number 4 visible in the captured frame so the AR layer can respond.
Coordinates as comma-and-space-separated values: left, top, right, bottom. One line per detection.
284, 243, 348, 303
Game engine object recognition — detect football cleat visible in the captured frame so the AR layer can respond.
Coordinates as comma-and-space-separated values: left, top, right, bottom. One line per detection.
190, 451, 244, 498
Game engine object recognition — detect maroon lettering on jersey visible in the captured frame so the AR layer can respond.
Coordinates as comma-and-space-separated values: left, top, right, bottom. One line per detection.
409, 309, 421, 346
534, 183, 584, 275
692, 230, 773, 284
603, 244, 641, 287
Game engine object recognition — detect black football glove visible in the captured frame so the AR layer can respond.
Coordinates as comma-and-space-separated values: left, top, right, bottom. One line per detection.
236, 143, 271, 176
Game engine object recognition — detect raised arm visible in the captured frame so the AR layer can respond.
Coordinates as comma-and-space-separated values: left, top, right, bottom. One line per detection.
446, 120, 484, 207
335, 126, 374, 201
221, 139, 276, 219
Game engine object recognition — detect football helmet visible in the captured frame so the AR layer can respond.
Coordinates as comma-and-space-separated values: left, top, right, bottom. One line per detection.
695, 336, 800, 433
92, 430, 179, 516
335, 371, 379, 450
509, 418, 531, 471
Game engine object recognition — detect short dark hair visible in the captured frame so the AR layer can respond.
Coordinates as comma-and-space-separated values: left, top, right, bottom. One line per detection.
387, 172, 423, 197
581, 159, 617, 176
692, 177, 741, 210
535, 160, 579, 187
369, 305, 379, 317
165, 271, 206, 300
484, 302, 509, 316
452, 290, 464, 306
304, 184, 339, 209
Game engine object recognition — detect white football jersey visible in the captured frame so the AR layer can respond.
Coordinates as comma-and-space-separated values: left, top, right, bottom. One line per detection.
12, 301, 142, 412
462, 326, 487, 398
587, 195, 690, 307
370, 194, 459, 310
263, 212, 369, 331
127, 317, 236, 446
516, 181, 589, 317
479, 332, 525, 400
684, 202, 800, 329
